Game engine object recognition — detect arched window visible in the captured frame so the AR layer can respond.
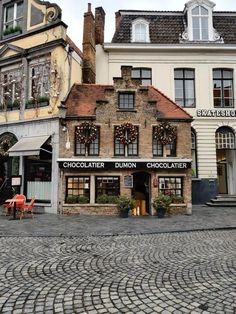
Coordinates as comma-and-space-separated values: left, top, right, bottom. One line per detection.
215, 127, 235, 149
192, 5, 209, 40
191, 129, 198, 177
132, 19, 150, 43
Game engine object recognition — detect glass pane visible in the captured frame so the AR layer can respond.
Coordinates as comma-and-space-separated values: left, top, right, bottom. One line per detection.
185, 70, 194, 79
17, 3, 23, 17
192, 6, 199, 15
193, 17, 200, 28
223, 70, 233, 79
185, 80, 194, 98
213, 70, 221, 79
141, 79, 151, 85
174, 69, 183, 79
200, 6, 208, 15
193, 29, 200, 40
132, 69, 140, 77
6, 6, 14, 22
141, 69, 151, 77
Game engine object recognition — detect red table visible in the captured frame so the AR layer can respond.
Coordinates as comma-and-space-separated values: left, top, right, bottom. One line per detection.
5, 198, 24, 220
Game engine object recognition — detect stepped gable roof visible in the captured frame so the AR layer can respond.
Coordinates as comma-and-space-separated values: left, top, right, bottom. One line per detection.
112, 10, 236, 44
65, 83, 192, 120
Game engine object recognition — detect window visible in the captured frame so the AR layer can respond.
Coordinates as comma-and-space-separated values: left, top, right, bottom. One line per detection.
0, 68, 22, 110
119, 92, 134, 110
132, 19, 150, 43
114, 126, 138, 156
159, 177, 183, 196
215, 127, 235, 149
75, 126, 100, 156
95, 176, 120, 201
213, 69, 234, 108
3, 2, 23, 32
153, 128, 176, 157
66, 176, 90, 201
175, 69, 195, 108
29, 58, 50, 104
132, 68, 152, 85
191, 130, 197, 177
192, 5, 209, 40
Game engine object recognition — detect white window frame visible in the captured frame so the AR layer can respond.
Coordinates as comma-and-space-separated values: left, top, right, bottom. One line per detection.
185, 0, 215, 41
132, 19, 150, 43
3, 1, 23, 31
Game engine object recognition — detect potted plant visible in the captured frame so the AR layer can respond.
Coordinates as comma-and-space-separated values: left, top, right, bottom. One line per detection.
152, 193, 172, 218
171, 195, 184, 204
117, 195, 135, 218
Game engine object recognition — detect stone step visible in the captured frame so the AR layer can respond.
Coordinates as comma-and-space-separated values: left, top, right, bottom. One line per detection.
210, 198, 236, 203
206, 202, 236, 207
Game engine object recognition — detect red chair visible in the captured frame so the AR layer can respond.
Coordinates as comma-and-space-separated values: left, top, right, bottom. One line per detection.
19, 197, 35, 220
2, 194, 19, 216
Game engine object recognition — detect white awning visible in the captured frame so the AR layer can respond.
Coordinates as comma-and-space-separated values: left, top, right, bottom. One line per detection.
8, 135, 50, 156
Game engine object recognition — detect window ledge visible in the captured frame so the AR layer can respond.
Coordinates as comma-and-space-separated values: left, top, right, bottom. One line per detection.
117, 109, 137, 113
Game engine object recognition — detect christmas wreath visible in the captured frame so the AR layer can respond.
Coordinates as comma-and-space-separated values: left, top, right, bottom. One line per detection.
76, 121, 98, 144
115, 122, 138, 145
154, 122, 177, 145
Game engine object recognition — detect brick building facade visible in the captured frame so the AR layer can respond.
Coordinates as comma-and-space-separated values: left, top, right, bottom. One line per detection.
57, 66, 192, 216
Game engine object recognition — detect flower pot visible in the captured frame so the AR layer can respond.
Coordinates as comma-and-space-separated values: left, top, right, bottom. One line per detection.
120, 210, 129, 218
157, 206, 166, 218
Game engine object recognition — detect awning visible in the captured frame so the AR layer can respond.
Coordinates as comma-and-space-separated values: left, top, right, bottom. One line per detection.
8, 135, 50, 157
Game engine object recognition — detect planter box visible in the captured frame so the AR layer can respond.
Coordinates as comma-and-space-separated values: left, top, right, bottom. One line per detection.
62, 203, 119, 216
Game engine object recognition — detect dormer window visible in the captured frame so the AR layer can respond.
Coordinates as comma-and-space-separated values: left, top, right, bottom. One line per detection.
192, 5, 209, 40
3, 2, 23, 34
132, 19, 150, 43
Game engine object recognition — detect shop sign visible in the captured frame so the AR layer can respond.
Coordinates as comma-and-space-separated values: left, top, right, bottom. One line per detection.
124, 175, 133, 188
196, 109, 236, 117
59, 160, 191, 170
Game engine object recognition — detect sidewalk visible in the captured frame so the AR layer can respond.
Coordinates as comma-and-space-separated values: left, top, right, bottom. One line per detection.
0, 205, 235, 237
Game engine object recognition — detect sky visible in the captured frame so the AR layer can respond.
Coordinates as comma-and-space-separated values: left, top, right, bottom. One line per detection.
51, 0, 236, 49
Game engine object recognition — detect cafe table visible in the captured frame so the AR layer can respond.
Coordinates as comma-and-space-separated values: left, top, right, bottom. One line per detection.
4, 198, 24, 220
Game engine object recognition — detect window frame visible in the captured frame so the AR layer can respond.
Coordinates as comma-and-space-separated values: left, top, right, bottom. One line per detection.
132, 18, 150, 43
95, 176, 120, 202
75, 126, 100, 156
213, 68, 234, 108
114, 125, 139, 157
191, 129, 198, 177
215, 127, 235, 149
65, 176, 90, 201
3, 1, 23, 32
118, 92, 135, 110
132, 67, 152, 85
174, 68, 196, 108
158, 177, 183, 196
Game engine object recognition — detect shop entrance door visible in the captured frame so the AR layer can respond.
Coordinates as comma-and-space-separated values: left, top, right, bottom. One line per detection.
217, 162, 228, 194
132, 172, 150, 215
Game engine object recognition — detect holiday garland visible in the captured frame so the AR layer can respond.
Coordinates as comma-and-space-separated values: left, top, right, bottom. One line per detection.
153, 122, 177, 145
76, 121, 98, 144
115, 122, 138, 145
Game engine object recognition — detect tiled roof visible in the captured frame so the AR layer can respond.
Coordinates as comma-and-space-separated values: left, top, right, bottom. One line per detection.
66, 35, 83, 59
112, 11, 236, 44
66, 83, 192, 120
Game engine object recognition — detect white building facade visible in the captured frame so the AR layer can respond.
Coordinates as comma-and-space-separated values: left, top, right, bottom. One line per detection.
95, 0, 236, 203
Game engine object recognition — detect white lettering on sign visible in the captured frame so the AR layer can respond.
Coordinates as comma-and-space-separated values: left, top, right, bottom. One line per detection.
115, 162, 137, 169
197, 109, 236, 117
63, 162, 105, 168
147, 162, 187, 169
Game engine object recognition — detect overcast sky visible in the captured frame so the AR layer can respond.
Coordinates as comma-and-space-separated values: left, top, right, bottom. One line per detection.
51, 0, 236, 49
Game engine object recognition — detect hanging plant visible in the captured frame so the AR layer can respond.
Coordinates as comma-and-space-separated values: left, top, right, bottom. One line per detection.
76, 121, 98, 144
115, 122, 138, 145
0, 136, 15, 156
154, 122, 177, 145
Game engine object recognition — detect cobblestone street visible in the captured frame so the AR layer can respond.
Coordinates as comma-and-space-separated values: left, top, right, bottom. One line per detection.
0, 228, 235, 313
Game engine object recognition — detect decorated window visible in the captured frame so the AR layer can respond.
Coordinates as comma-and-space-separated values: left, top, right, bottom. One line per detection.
114, 123, 138, 156
153, 123, 177, 157
174, 69, 195, 108
159, 177, 183, 196
28, 57, 50, 108
65, 176, 90, 202
95, 176, 120, 201
75, 122, 99, 156
119, 92, 134, 110
132, 68, 152, 85
3, 1, 23, 35
191, 129, 198, 177
0, 66, 23, 111
132, 19, 150, 43
213, 69, 234, 108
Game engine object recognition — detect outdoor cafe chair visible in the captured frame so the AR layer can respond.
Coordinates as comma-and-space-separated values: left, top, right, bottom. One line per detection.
2, 194, 19, 216
19, 197, 35, 220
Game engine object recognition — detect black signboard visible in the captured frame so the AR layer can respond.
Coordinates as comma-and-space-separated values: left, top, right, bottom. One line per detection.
124, 175, 133, 188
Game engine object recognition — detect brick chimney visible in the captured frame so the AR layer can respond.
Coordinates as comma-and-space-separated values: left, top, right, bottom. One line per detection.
95, 7, 105, 45
115, 11, 122, 30
121, 66, 133, 80
82, 3, 95, 84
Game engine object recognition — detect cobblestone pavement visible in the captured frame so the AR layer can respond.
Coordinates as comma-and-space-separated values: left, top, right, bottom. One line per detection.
0, 230, 235, 314
0, 205, 235, 237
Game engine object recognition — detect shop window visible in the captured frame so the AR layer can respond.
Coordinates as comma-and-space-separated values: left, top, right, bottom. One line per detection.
66, 176, 90, 202
132, 68, 152, 85
25, 158, 52, 203
114, 126, 138, 156
3, 2, 23, 36
159, 177, 183, 196
213, 69, 234, 108
174, 68, 195, 108
191, 129, 198, 177
95, 176, 120, 201
75, 126, 100, 156
118, 92, 134, 110
215, 127, 235, 149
